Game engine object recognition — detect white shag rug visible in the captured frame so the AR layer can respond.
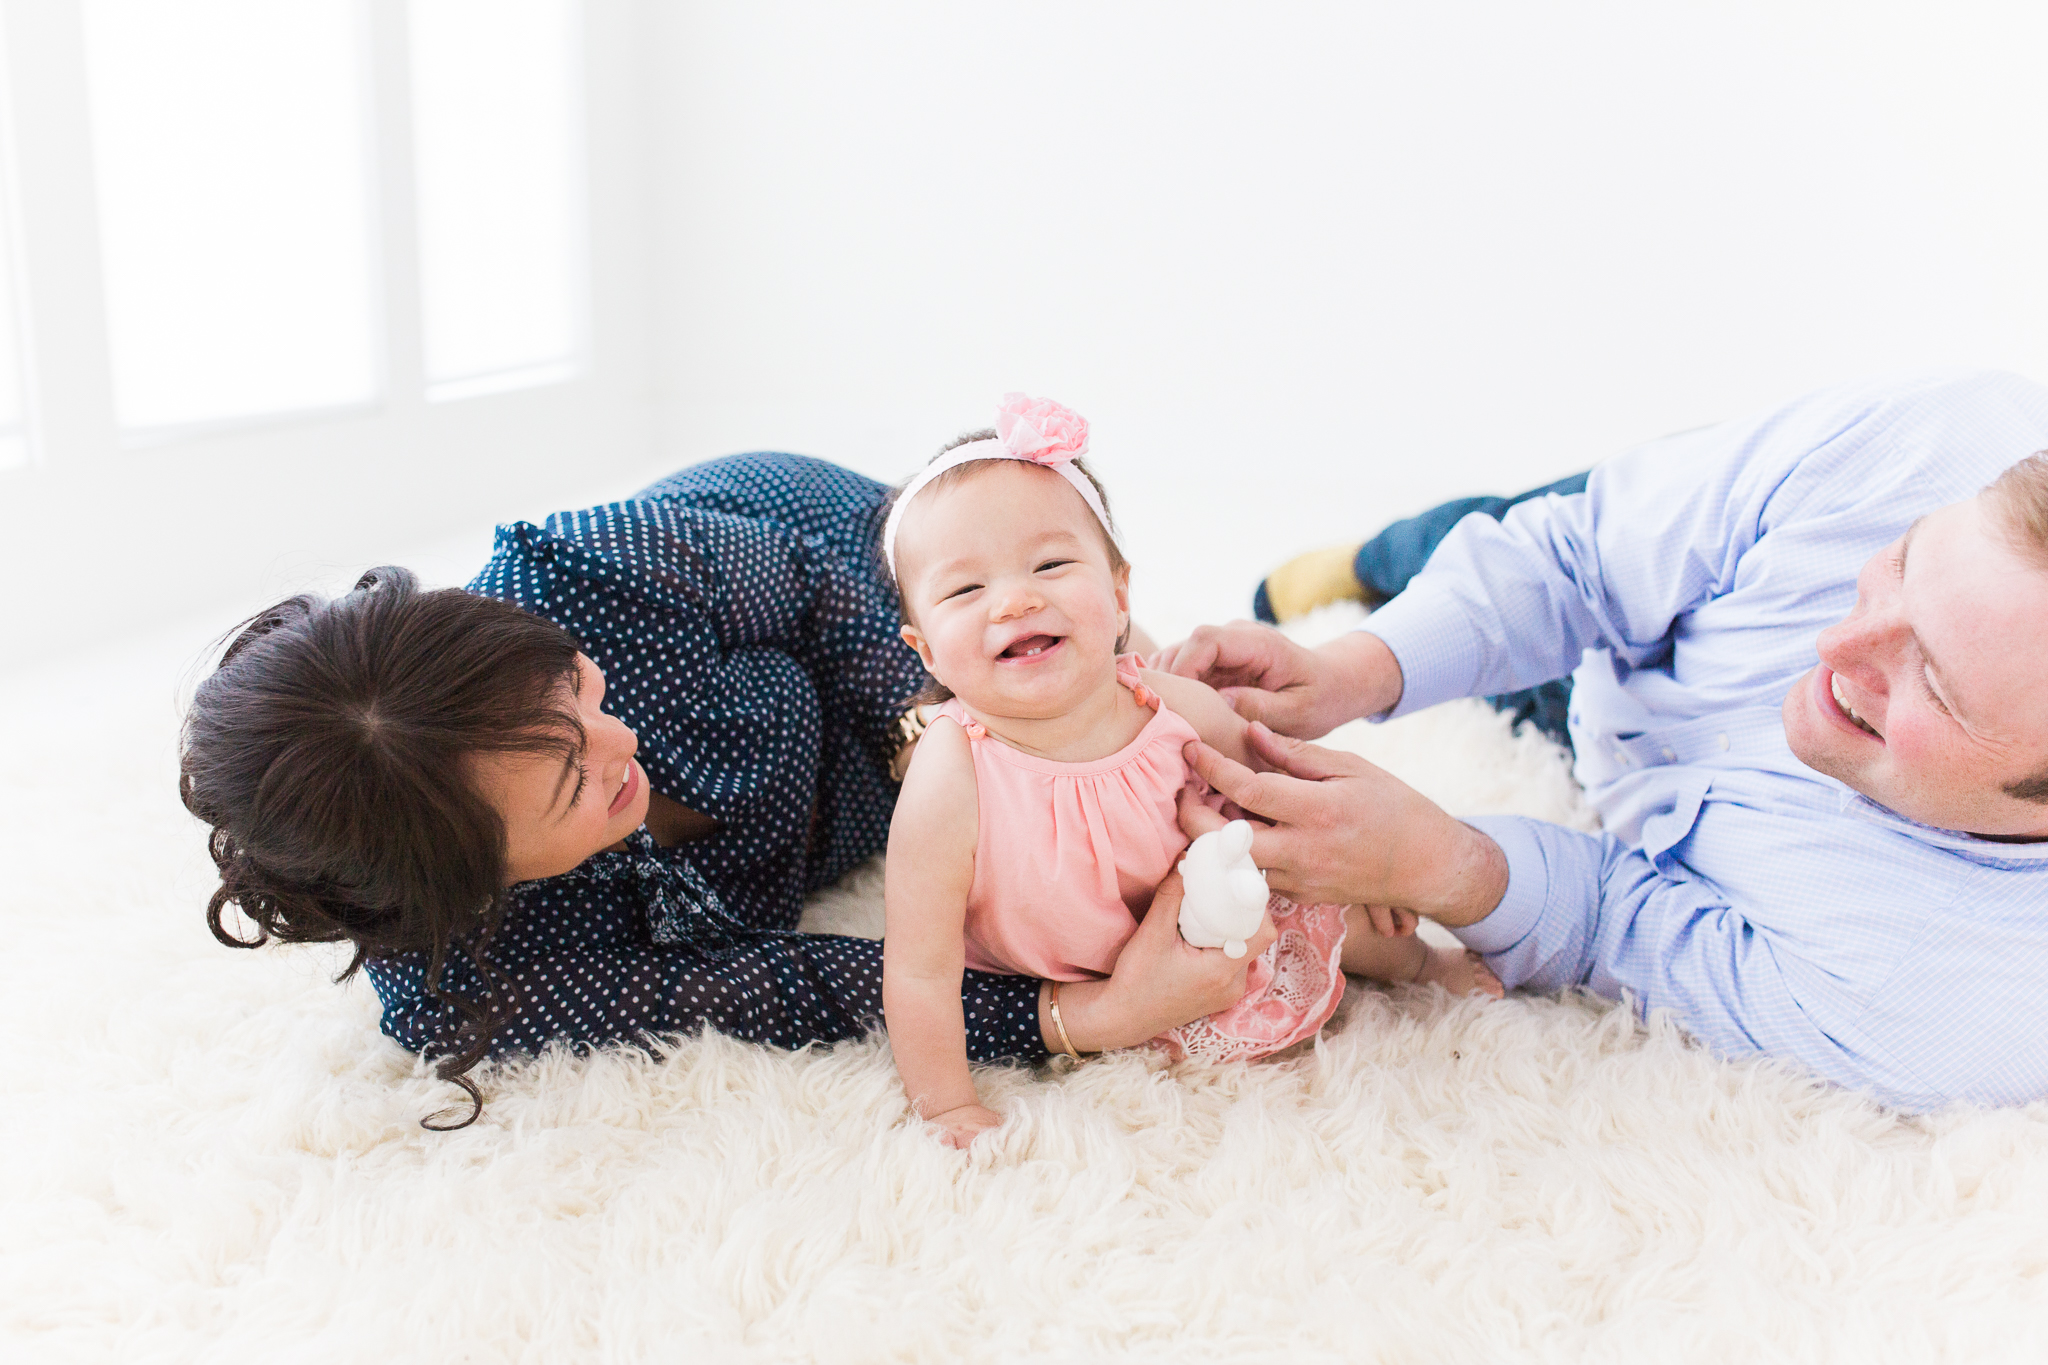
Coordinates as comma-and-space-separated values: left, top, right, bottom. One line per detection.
6, 603, 2048, 1364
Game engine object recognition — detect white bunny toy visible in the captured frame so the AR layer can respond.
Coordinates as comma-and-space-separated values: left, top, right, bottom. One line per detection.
1176, 820, 1271, 959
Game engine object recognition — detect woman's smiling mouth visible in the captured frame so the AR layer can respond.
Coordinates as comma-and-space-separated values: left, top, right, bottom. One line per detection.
607, 759, 641, 816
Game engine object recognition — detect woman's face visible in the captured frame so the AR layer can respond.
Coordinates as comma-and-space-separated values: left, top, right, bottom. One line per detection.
470, 653, 652, 884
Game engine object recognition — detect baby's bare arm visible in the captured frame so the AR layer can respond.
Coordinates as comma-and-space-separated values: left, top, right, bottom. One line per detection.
882, 720, 998, 1144
1142, 668, 1256, 768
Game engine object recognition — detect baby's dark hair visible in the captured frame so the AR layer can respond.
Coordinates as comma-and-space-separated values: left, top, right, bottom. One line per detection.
880, 429, 1129, 704
179, 567, 586, 1129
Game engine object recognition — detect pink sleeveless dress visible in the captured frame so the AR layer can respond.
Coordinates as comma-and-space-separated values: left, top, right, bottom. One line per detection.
936, 657, 1350, 1063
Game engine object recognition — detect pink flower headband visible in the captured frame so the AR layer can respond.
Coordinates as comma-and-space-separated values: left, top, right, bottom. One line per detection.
882, 393, 1118, 578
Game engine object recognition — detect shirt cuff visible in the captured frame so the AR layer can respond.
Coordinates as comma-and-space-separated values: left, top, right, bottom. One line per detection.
1446, 814, 1608, 995
1448, 815, 1550, 958
963, 970, 1050, 1063
1355, 578, 1484, 719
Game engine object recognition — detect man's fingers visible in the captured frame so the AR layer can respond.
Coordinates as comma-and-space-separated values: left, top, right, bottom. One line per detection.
1245, 720, 1365, 783
1160, 621, 1299, 690
1181, 739, 1297, 823
1244, 827, 1306, 892
1156, 630, 1217, 680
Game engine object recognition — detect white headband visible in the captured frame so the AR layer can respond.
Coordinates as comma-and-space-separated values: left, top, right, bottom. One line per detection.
882, 395, 1116, 579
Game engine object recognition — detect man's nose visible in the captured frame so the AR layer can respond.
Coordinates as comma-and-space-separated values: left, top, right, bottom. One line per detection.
1817, 599, 1904, 685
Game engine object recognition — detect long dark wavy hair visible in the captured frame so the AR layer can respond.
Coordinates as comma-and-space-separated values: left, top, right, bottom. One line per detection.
178, 567, 587, 1128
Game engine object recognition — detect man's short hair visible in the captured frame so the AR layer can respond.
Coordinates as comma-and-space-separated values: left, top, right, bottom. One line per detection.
1988, 452, 2048, 571
1987, 452, 2048, 802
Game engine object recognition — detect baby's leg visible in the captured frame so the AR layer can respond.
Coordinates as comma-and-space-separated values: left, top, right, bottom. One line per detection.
1340, 907, 1503, 998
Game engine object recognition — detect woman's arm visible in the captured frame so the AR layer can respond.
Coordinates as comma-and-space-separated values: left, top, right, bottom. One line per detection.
880, 721, 998, 1147
1038, 869, 1279, 1050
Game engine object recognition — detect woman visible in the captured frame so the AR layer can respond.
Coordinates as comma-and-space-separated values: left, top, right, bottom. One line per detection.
181, 452, 1266, 1127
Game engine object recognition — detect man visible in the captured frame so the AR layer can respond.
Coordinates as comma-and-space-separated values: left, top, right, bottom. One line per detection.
1162, 370, 2048, 1110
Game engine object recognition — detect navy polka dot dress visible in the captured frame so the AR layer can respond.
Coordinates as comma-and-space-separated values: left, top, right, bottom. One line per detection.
363, 453, 1048, 1066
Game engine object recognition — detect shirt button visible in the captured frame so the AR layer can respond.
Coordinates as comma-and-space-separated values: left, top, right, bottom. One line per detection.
1661, 747, 1677, 762
1717, 733, 1731, 751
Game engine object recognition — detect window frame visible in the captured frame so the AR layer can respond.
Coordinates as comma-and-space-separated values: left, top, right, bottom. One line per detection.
0, 0, 654, 669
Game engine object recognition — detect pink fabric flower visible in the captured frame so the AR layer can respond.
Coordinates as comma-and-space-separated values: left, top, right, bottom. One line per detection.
995, 392, 1090, 464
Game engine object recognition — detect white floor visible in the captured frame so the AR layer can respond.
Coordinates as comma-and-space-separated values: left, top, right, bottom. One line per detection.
7, 508, 2048, 1362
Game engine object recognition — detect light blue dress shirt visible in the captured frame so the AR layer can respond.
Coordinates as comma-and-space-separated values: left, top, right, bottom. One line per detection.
1360, 370, 2048, 1110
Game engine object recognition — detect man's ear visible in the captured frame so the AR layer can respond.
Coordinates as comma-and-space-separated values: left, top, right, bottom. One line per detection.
900, 623, 938, 674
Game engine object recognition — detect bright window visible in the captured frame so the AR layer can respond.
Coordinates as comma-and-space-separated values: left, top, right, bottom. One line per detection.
410, 0, 584, 401
82, 0, 379, 434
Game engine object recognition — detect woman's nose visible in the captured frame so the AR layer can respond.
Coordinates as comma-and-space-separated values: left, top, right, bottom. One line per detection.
602, 714, 639, 760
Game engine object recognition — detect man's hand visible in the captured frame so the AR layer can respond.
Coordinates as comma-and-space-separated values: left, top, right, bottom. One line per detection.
1176, 722, 1509, 928
1151, 624, 1403, 739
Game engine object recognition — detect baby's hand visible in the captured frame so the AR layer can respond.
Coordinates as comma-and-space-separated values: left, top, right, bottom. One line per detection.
1363, 905, 1418, 937
925, 1102, 1002, 1149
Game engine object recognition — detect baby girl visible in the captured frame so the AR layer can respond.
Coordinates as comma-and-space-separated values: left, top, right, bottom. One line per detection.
881, 395, 1500, 1148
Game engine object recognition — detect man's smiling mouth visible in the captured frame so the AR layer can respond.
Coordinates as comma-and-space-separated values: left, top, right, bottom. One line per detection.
1831, 672, 1881, 737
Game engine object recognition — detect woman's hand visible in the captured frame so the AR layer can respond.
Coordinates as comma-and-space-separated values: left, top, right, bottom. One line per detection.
1151, 624, 1403, 739
923, 1102, 1003, 1149
1175, 722, 1509, 928
1043, 870, 1278, 1052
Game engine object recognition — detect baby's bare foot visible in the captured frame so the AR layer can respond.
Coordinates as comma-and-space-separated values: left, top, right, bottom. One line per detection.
1414, 945, 1503, 999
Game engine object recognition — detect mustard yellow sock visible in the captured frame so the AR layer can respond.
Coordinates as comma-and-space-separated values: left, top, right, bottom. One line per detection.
1257, 543, 1370, 623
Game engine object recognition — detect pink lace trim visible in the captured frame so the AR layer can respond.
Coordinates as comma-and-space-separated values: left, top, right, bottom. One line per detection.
1154, 895, 1349, 1064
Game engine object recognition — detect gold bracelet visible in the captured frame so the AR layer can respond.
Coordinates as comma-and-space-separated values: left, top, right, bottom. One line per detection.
1048, 981, 1083, 1062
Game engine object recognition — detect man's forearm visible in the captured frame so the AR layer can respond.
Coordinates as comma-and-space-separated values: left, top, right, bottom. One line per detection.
1411, 819, 1511, 928
1320, 630, 1405, 725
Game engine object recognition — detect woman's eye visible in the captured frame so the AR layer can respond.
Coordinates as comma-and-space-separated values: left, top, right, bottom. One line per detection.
570, 763, 589, 806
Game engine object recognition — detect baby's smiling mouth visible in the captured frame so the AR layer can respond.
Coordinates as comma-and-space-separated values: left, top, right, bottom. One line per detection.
999, 634, 1063, 660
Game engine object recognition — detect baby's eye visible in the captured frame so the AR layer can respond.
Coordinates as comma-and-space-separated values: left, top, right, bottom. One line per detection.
943, 583, 982, 601
1035, 559, 1073, 573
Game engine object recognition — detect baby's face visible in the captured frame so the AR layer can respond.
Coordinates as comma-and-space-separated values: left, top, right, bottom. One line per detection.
895, 461, 1129, 722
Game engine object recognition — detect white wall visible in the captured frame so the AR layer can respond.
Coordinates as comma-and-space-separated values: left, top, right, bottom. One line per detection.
8, 1, 2046, 669
0, 0, 660, 672
645, 0, 2048, 634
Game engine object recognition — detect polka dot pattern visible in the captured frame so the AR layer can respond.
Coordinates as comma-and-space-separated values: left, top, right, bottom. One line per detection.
363, 453, 1048, 1065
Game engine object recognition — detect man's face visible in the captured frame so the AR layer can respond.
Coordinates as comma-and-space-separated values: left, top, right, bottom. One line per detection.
1782, 493, 2048, 838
